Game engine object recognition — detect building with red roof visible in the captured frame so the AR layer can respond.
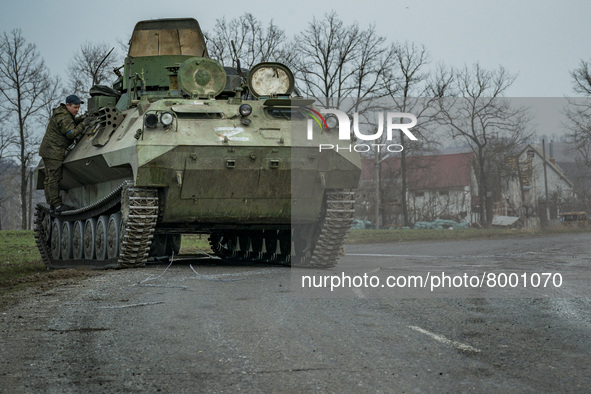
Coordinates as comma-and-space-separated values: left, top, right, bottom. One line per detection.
356, 144, 576, 228
357, 152, 478, 226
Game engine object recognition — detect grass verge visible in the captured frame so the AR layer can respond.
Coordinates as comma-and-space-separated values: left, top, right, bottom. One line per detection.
0, 231, 97, 307
1, 227, 587, 305
0, 231, 45, 284
0, 232, 213, 306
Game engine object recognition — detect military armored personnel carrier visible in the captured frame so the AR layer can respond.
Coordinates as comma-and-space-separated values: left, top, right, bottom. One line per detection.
34, 18, 360, 269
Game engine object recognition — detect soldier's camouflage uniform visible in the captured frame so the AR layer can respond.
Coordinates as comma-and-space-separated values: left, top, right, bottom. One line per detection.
39, 104, 86, 207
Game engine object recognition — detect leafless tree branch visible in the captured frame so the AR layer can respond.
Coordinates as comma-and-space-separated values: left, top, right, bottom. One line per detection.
437, 63, 532, 226
0, 29, 59, 228
67, 41, 120, 96
206, 13, 293, 70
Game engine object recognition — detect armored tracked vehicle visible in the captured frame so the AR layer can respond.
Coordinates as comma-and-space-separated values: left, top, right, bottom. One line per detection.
34, 18, 360, 269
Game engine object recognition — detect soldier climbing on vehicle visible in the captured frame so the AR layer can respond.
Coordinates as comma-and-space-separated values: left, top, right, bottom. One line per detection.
39, 94, 92, 213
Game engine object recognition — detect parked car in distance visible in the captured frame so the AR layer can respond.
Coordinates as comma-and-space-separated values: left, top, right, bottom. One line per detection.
560, 211, 588, 227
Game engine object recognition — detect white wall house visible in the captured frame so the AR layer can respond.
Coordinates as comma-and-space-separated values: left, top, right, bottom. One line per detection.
356, 153, 478, 226
502, 144, 574, 223
405, 153, 478, 223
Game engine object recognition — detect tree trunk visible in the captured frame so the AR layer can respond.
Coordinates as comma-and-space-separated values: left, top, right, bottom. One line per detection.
400, 129, 409, 226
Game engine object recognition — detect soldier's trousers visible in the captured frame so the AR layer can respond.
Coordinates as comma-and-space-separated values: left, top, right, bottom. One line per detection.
42, 158, 63, 207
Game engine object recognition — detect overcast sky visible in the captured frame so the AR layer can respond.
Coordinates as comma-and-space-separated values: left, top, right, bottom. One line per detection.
1, 0, 589, 99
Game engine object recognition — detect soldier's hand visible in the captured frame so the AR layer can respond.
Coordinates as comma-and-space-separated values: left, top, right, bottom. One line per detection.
83, 116, 93, 126
74, 113, 87, 125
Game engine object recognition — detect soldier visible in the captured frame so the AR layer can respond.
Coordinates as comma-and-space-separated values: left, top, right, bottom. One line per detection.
39, 95, 91, 213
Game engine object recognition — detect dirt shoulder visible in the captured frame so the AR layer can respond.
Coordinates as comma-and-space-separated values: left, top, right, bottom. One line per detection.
0, 268, 101, 311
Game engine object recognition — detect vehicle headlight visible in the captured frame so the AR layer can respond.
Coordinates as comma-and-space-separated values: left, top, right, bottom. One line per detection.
239, 104, 252, 117
160, 111, 174, 126
144, 113, 158, 128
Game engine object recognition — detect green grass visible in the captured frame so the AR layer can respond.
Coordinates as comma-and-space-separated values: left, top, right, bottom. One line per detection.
0, 232, 211, 283
180, 234, 213, 254
0, 231, 45, 282
0, 227, 586, 301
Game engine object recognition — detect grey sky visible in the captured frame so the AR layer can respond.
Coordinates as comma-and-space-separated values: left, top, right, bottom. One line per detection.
0, 0, 588, 97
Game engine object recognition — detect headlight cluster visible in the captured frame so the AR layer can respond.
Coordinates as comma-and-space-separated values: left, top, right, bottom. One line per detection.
239, 104, 252, 125
144, 111, 175, 128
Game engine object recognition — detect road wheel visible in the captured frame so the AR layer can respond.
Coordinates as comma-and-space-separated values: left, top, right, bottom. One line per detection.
72, 220, 84, 260
84, 218, 97, 259
107, 213, 121, 259
95, 215, 108, 260
50, 218, 62, 260
42, 212, 52, 242
60, 221, 73, 260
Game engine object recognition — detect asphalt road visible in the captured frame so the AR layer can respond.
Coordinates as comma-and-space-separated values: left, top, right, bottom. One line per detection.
1, 233, 590, 392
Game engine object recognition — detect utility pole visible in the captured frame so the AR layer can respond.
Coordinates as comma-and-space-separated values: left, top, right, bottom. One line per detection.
542, 139, 550, 224
28, 169, 33, 230
374, 153, 381, 229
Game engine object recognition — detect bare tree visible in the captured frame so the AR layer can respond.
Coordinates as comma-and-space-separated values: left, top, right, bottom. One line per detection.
565, 59, 591, 162
438, 63, 532, 226
116, 37, 130, 57
379, 43, 453, 226
563, 158, 591, 212
408, 190, 457, 223
0, 112, 14, 230
0, 160, 21, 229
67, 41, 120, 96
0, 108, 14, 229
0, 29, 60, 229
292, 12, 394, 110
0, 111, 13, 159
292, 13, 399, 229
39, 76, 65, 122
564, 59, 591, 210
206, 13, 293, 70
570, 59, 591, 96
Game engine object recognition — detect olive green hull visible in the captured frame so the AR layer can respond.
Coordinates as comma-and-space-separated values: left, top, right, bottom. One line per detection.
32, 18, 361, 269
34, 94, 360, 233
42, 144, 359, 232
140, 145, 359, 230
